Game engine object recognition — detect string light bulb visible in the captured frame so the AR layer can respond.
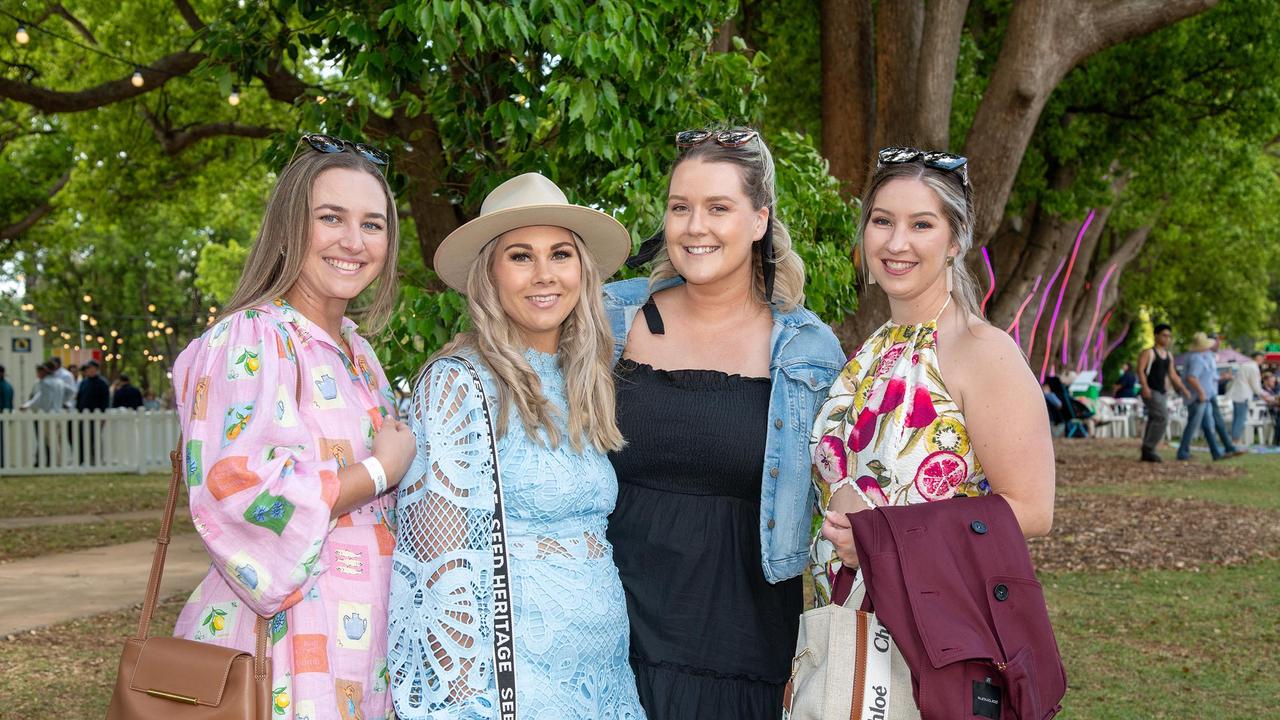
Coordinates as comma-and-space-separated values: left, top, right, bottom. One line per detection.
228, 85, 241, 106
83, 294, 92, 302
131, 69, 144, 87
15, 25, 29, 45
147, 303, 156, 312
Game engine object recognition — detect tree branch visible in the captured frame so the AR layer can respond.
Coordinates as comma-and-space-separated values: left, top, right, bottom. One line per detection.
142, 109, 277, 154
50, 4, 99, 44
0, 170, 71, 242
917, 0, 970, 149
963, 0, 1218, 247
0, 52, 205, 113
172, 0, 206, 32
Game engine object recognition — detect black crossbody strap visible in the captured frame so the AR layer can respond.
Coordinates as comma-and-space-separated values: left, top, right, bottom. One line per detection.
425, 356, 518, 717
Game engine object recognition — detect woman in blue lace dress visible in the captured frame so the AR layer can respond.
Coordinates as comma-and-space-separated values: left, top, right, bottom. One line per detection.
388, 173, 645, 720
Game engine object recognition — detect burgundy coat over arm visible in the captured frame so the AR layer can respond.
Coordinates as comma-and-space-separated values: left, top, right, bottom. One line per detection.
849, 494, 1066, 720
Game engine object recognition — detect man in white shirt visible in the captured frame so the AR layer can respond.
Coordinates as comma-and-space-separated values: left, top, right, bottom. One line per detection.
49, 357, 77, 409
1227, 352, 1272, 447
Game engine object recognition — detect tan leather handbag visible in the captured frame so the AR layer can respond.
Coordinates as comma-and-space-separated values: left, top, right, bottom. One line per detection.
106, 440, 271, 719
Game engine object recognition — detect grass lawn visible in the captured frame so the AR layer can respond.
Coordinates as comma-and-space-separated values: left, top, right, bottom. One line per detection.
0, 472, 171, 518
1071, 451, 1280, 510
1046, 559, 1278, 718
0, 444, 1274, 718
0, 595, 185, 719
0, 517, 194, 562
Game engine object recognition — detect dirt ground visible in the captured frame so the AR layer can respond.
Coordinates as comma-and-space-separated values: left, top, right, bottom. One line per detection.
1029, 439, 1280, 572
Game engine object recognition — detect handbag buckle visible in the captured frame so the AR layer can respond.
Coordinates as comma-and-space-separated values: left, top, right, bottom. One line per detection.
145, 689, 199, 705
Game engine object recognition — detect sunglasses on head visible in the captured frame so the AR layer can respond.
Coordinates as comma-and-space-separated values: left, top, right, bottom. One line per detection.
877, 146, 969, 186
675, 128, 759, 149
301, 133, 390, 166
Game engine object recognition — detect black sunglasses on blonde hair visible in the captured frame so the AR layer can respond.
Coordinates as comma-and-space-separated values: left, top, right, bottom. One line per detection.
675, 128, 759, 150
877, 146, 969, 187
301, 133, 390, 166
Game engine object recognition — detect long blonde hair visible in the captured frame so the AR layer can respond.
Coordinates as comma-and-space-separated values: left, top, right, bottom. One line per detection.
220, 148, 400, 333
648, 128, 806, 311
432, 234, 623, 453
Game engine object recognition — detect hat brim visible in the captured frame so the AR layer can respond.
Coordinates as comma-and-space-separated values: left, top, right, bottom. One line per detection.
434, 204, 632, 293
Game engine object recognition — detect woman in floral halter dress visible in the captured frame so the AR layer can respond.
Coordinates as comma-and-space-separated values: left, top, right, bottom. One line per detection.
809, 147, 1056, 608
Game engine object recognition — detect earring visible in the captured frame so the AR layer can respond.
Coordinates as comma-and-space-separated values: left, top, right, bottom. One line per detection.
946, 256, 955, 293
867, 272, 877, 286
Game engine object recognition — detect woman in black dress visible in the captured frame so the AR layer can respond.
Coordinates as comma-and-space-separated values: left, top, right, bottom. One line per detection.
602, 129, 844, 719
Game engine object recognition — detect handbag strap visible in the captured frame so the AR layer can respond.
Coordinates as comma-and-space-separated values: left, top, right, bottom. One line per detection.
133, 435, 269, 678
132, 352, 306, 679
424, 355, 518, 718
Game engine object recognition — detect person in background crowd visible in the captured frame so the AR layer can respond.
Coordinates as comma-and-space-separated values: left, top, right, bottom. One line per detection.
142, 388, 161, 411
1226, 352, 1271, 449
1262, 372, 1280, 445
1112, 362, 1139, 398
0, 364, 12, 467
21, 362, 65, 412
1177, 332, 1242, 461
49, 356, 76, 410
1136, 323, 1188, 462
21, 362, 65, 467
76, 359, 111, 464
110, 374, 144, 410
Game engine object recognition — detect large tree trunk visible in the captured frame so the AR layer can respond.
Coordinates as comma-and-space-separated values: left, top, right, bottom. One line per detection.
820, 0, 875, 197
872, 0, 924, 150
963, 0, 1218, 247
818, 0, 1217, 341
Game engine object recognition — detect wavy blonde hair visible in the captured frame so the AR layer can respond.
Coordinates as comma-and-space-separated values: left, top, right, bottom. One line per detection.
431, 233, 623, 453
648, 128, 806, 311
220, 148, 400, 333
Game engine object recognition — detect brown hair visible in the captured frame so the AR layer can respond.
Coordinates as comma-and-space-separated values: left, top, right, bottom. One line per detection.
220, 148, 400, 333
856, 159, 982, 317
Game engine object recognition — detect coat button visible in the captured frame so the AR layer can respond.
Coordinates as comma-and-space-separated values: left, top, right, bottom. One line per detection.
993, 583, 1009, 602
774, 418, 784, 429
770, 467, 780, 478
767, 519, 776, 529
970, 520, 988, 535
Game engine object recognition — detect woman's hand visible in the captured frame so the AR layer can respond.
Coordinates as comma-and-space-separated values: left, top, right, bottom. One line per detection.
821, 510, 860, 568
373, 420, 415, 487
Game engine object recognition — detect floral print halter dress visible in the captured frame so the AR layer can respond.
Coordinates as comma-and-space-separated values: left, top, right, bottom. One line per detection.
808, 298, 988, 605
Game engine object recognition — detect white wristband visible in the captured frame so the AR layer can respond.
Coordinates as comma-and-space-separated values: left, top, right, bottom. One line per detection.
361, 456, 388, 496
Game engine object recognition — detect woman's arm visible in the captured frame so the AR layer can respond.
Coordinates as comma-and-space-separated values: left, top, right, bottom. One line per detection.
950, 323, 1056, 538
389, 359, 501, 719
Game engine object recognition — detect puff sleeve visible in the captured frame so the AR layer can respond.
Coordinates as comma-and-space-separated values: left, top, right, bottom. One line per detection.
173, 311, 341, 617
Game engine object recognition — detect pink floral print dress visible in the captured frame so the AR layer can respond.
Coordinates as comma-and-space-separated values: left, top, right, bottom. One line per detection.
808, 302, 987, 605
171, 298, 398, 720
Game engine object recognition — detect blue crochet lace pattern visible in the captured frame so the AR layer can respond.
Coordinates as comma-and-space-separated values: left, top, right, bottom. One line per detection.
388, 353, 645, 720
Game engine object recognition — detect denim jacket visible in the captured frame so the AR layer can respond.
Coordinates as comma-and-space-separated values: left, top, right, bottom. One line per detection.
603, 277, 845, 582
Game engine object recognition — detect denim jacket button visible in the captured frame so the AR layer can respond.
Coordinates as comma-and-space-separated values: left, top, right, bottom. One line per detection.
770, 467, 780, 478
767, 519, 776, 529
774, 418, 783, 429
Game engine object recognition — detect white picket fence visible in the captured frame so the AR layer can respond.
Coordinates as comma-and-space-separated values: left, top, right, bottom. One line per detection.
0, 409, 179, 476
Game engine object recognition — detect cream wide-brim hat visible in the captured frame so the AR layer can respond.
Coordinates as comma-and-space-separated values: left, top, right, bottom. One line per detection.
433, 172, 632, 293
1188, 332, 1215, 352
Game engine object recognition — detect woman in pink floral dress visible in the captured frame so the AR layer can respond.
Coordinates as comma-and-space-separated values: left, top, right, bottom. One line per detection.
809, 147, 1056, 609
171, 136, 416, 720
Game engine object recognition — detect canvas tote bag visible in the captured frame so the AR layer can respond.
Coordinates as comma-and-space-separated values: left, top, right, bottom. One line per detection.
783, 579, 918, 720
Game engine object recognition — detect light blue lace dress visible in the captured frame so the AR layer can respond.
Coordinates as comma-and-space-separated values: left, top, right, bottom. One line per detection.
388, 350, 645, 720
